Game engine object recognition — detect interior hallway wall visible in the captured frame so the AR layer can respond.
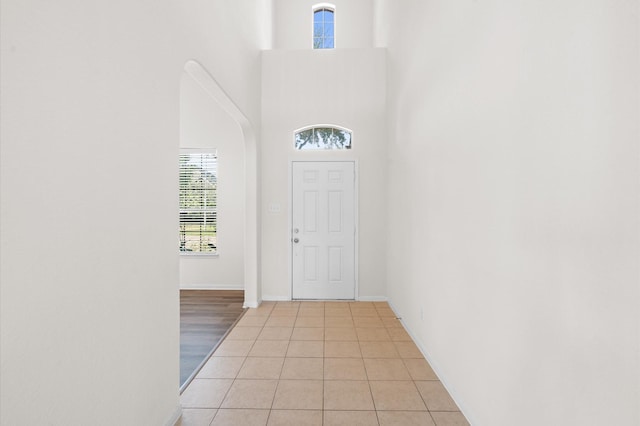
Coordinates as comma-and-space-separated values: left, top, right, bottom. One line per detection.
261, 48, 387, 300
262, 0, 386, 301
377, 1, 639, 425
180, 73, 245, 290
0, 0, 265, 424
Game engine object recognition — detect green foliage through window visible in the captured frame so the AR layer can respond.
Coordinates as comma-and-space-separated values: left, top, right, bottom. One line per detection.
295, 126, 352, 150
179, 151, 217, 253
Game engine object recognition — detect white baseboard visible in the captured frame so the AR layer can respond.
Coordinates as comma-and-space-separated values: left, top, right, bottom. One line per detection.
243, 300, 260, 308
262, 295, 291, 301
180, 283, 244, 290
357, 295, 388, 302
261, 295, 388, 302
385, 300, 475, 426
385, 301, 426, 360
164, 404, 182, 426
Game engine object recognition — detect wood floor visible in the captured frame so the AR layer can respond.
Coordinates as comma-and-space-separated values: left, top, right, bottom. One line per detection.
180, 290, 245, 389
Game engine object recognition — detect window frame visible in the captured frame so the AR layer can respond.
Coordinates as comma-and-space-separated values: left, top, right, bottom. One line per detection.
179, 148, 218, 256
312, 3, 336, 49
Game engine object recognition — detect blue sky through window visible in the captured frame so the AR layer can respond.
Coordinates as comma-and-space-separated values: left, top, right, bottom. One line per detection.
313, 8, 334, 49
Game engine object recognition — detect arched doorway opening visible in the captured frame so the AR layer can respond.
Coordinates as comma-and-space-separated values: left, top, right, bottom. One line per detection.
181, 59, 259, 307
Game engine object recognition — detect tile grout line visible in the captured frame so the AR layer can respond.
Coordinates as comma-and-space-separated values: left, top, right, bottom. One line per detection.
185, 300, 465, 425
217, 337, 255, 418
321, 306, 325, 425
212, 318, 265, 421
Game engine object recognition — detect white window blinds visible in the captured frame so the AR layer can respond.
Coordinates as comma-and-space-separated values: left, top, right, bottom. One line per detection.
179, 150, 217, 253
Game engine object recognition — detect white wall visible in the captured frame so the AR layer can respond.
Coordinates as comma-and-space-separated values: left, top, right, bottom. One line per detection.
180, 73, 245, 289
376, 1, 639, 425
0, 0, 264, 424
272, 0, 374, 49
172, 1, 268, 307
261, 48, 387, 300
175, 1, 267, 126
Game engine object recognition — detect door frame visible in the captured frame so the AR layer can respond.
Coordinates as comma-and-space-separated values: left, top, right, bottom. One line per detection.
288, 160, 359, 301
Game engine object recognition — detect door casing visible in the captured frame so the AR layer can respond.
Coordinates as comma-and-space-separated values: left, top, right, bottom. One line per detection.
289, 160, 359, 300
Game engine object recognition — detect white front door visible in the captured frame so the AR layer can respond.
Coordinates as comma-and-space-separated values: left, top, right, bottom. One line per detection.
292, 161, 356, 300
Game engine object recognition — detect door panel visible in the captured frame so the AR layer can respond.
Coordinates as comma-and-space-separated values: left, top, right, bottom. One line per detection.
292, 161, 355, 300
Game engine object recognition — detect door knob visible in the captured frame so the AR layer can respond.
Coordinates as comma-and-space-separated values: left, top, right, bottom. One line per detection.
293, 238, 299, 243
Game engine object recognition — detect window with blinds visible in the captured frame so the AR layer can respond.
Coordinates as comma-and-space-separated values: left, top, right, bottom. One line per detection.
179, 150, 217, 254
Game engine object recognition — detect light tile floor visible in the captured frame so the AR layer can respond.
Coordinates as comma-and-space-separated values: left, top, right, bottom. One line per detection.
177, 301, 470, 426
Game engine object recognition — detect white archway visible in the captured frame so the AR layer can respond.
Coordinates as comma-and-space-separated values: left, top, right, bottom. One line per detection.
183, 60, 260, 307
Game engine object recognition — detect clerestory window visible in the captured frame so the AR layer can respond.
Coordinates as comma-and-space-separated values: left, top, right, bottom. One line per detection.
313, 5, 335, 49
179, 149, 217, 254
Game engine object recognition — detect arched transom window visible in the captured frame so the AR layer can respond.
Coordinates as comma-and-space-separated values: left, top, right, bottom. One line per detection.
294, 126, 352, 150
313, 5, 335, 49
